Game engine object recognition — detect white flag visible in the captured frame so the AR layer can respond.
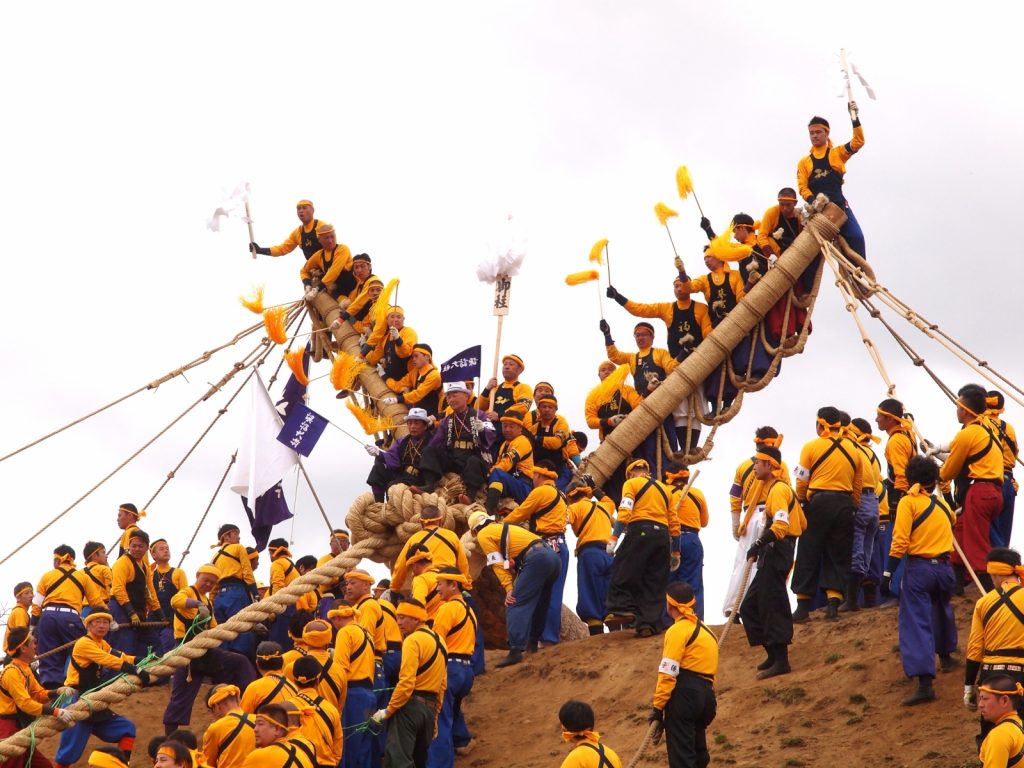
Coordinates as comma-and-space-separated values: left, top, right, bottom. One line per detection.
231, 371, 299, 502
476, 214, 527, 284
207, 181, 251, 232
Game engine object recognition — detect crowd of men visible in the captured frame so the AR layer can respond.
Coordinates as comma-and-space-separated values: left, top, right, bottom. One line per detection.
4, 106, 1024, 768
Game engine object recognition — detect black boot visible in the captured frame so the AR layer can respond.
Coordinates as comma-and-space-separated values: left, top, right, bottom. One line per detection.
862, 582, 877, 608
792, 599, 811, 623
496, 649, 524, 668
757, 645, 775, 671
372, 486, 386, 503
588, 623, 604, 636
825, 597, 841, 620
484, 487, 501, 515
675, 426, 701, 453
757, 644, 791, 679
526, 640, 539, 654
939, 654, 961, 673
839, 575, 861, 613
902, 675, 936, 706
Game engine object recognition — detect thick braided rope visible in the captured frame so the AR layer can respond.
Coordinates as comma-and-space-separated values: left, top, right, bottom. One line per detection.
0, 544, 370, 759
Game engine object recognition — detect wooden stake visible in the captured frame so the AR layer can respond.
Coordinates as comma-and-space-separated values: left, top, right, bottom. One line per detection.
488, 315, 504, 411
245, 200, 257, 260
605, 243, 612, 285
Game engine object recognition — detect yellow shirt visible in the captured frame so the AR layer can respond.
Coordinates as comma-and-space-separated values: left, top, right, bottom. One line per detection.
480, 379, 533, 416
525, 413, 582, 462
490, 434, 535, 478
431, 596, 476, 656
84, 563, 114, 603
979, 712, 1024, 767
240, 739, 315, 768
240, 673, 297, 714
474, 522, 544, 592
584, 384, 643, 441
299, 244, 353, 291
618, 476, 680, 536
354, 594, 387, 656
560, 736, 623, 768
993, 418, 1020, 472
385, 364, 442, 411
672, 486, 708, 530
65, 634, 134, 689
3, 605, 30, 652
270, 556, 298, 595
568, 497, 615, 552
677, 268, 746, 309
365, 325, 417, 368
795, 433, 863, 504
334, 623, 377, 683
411, 569, 444, 621
170, 585, 217, 639
504, 483, 568, 536
604, 346, 678, 394
967, 581, 1024, 666
386, 627, 447, 716
623, 298, 713, 343
290, 689, 343, 766
111, 554, 160, 613
211, 544, 256, 584
761, 479, 806, 539
884, 427, 916, 492
202, 709, 256, 768
939, 419, 1005, 483
889, 489, 954, 560
283, 648, 347, 714
797, 125, 866, 201
0, 658, 49, 717
269, 221, 318, 257
380, 600, 402, 647
391, 523, 472, 592
730, 457, 792, 517
652, 615, 718, 709
36, 564, 105, 612
756, 205, 802, 257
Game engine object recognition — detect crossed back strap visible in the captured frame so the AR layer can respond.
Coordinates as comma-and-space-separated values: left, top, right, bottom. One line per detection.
579, 743, 615, 768
809, 437, 857, 477
44, 567, 85, 598
414, 627, 448, 677
219, 711, 254, 753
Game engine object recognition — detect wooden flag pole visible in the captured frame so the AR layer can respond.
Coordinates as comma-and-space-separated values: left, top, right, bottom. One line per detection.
605, 243, 612, 284
488, 274, 511, 411
245, 200, 257, 260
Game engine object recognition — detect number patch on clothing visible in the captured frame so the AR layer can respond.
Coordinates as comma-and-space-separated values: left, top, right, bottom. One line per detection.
659, 657, 680, 677
620, 498, 635, 511
486, 552, 504, 566
772, 510, 790, 524
794, 465, 810, 481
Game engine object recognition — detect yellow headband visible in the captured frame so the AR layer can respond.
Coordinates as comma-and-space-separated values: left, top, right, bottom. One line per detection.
666, 594, 698, 623
256, 649, 282, 660
665, 469, 690, 483
561, 729, 601, 744
328, 606, 356, 620
405, 549, 433, 567
84, 611, 113, 626
207, 684, 240, 708
987, 562, 1024, 578
302, 623, 332, 648
345, 571, 375, 583
6, 632, 30, 656
296, 200, 314, 208
156, 746, 180, 762
816, 417, 841, 432
269, 546, 291, 558
256, 713, 291, 733
197, 564, 221, 579
626, 459, 649, 474
119, 506, 144, 518
876, 407, 912, 430
777, 196, 798, 202
754, 434, 784, 449
809, 122, 830, 131
847, 423, 881, 444
396, 602, 427, 622
956, 398, 983, 419
499, 410, 527, 427
980, 682, 1024, 697
55, 553, 75, 566
532, 466, 558, 480
568, 485, 593, 498
88, 751, 128, 768
436, 572, 469, 586
15, 585, 32, 599
753, 450, 782, 469
332, 531, 350, 541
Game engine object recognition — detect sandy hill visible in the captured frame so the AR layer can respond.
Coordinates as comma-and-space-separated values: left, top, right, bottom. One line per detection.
68, 593, 984, 768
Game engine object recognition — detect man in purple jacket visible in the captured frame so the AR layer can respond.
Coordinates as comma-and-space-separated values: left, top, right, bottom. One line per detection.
418, 384, 497, 503
366, 407, 435, 501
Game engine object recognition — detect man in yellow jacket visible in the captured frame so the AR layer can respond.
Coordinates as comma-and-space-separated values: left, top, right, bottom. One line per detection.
250, 200, 321, 261
202, 684, 256, 768
977, 676, 1024, 767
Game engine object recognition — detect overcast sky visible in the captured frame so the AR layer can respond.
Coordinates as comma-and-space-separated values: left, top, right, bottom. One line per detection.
2, 2, 1022, 622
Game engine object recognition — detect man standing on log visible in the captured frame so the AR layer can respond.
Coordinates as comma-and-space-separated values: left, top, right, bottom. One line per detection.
480, 354, 533, 422
249, 200, 321, 260
604, 459, 680, 638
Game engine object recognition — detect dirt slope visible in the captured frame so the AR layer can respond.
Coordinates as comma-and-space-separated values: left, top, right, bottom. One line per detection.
69, 593, 983, 768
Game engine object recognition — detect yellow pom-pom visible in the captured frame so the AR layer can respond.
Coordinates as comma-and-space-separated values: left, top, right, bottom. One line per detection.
565, 270, 600, 286
655, 202, 678, 227
330, 352, 369, 391
588, 239, 608, 265
239, 286, 265, 314
586, 364, 631, 407
371, 278, 400, 338
676, 166, 694, 199
346, 401, 397, 435
284, 349, 309, 386
706, 224, 753, 262
263, 307, 288, 345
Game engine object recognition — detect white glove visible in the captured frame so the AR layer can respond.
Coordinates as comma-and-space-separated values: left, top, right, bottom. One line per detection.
370, 708, 388, 724
609, 414, 627, 426
329, 318, 343, 331
108, 622, 120, 632
303, 285, 320, 302
647, 378, 661, 390
358, 333, 368, 346
924, 442, 950, 458
964, 684, 978, 711
364, 444, 383, 457
389, 327, 400, 341
606, 538, 617, 556
731, 514, 741, 542
848, 100, 859, 121
479, 421, 495, 432
381, 397, 398, 406
428, 416, 437, 427
376, 364, 386, 377
773, 228, 784, 240
56, 708, 74, 724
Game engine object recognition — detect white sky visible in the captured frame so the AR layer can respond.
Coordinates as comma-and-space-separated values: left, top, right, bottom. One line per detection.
2, 2, 1023, 622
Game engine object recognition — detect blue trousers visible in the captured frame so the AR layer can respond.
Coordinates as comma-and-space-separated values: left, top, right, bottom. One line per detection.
56, 712, 135, 765
163, 648, 256, 728
575, 543, 613, 625
427, 660, 474, 768
540, 536, 570, 644
341, 683, 377, 768
850, 494, 879, 578
841, 204, 866, 259
992, 475, 1018, 547
899, 557, 957, 678
268, 605, 296, 651
214, 584, 255, 658
506, 545, 560, 650
671, 532, 705, 619
463, 592, 486, 675
867, 520, 904, 598
487, 469, 532, 504
554, 463, 576, 492
36, 608, 85, 687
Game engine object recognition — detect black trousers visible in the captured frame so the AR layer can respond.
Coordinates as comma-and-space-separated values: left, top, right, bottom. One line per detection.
366, 462, 420, 491
606, 520, 670, 632
665, 672, 716, 768
386, 694, 435, 768
792, 491, 855, 598
740, 536, 795, 646
419, 447, 488, 494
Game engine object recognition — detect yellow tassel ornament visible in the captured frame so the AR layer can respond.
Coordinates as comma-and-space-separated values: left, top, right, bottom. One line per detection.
239, 286, 265, 314
588, 239, 608, 265
655, 202, 678, 226
284, 349, 309, 386
565, 270, 600, 286
586, 364, 631, 406
331, 352, 369, 391
263, 307, 288, 344
346, 401, 397, 435
676, 166, 694, 199
705, 224, 753, 262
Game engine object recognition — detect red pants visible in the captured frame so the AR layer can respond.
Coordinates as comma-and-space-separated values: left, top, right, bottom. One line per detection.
766, 297, 811, 340
951, 481, 1003, 570
0, 718, 54, 768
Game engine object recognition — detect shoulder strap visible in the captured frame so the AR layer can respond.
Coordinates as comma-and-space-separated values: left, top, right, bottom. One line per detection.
579, 742, 615, 768
214, 547, 241, 565
257, 675, 290, 711
219, 711, 254, 753
983, 585, 1024, 629
45, 568, 86, 598
269, 743, 299, 768
349, 627, 372, 664
910, 497, 939, 532
414, 628, 448, 676
528, 489, 564, 532
446, 600, 477, 638
634, 478, 670, 508
499, 524, 511, 563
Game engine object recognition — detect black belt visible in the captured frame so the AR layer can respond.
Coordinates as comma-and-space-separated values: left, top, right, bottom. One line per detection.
909, 554, 950, 564
983, 662, 1024, 672
809, 489, 851, 496
986, 649, 1024, 659
541, 533, 565, 540
413, 690, 438, 701
386, 641, 402, 651
576, 541, 607, 554
678, 668, 715, 684
449, 653, 473, 661
520, 540, 546, 558
0, 715, 20, 721
626, 520, 666, 531
680, 525, 700, 535
349, 679, 373, 689
219, 577, 245, 588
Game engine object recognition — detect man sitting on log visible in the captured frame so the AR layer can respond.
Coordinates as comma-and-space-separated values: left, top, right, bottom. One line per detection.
483, 404, 536, 515
363, 306, 417, 381
419, 384, 496, 503
382, 344, 443, 419
366, 408, 435, 501
524, 394, 581, 490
